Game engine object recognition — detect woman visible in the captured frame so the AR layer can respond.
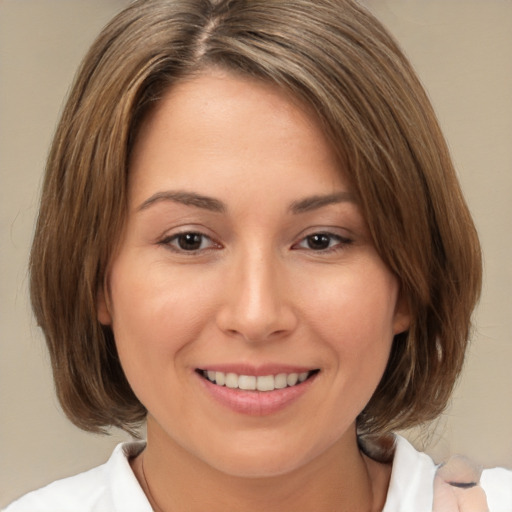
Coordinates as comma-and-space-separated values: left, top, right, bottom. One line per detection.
5, 0, 511, 510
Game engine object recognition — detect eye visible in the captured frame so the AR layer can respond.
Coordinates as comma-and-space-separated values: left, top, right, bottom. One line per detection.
160, 231, 219, 252
294, 232, 352, 252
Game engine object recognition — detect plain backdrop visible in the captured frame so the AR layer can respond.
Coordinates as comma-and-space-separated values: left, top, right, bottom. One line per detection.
1, 0, 511, 507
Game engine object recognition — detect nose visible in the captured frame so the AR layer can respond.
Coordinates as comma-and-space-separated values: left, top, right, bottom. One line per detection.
216, 248, 298, 343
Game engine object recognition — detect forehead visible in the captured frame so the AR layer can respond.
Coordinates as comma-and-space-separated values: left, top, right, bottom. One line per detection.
133, 69, 335, 160
128, 70, 350, 207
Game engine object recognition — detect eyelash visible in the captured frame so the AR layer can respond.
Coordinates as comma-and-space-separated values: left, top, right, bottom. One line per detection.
158, 232, 220, 253
292, 232, 353, 253
158, 230, 352, 254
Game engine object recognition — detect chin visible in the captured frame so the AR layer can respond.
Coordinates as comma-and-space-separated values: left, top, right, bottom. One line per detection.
195, 434, 325, 479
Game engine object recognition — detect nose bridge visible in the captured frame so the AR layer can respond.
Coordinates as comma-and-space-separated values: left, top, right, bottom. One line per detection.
217, 242, 295, 342
242, 247, 279, 318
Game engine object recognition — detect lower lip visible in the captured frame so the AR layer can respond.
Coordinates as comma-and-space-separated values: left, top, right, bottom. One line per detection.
198, 372, 318, 416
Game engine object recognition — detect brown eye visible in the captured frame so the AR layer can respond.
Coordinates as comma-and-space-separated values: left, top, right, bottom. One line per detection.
160, 231, 219, 253
176, 233, 204, 251
293, 231, 352, 252
306, 233, 332, 250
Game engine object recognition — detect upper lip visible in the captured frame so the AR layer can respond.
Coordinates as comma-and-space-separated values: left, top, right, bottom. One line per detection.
195, 364, 318, 376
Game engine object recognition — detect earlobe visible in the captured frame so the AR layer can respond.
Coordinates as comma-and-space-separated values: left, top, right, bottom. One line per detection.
96, 285, 113, 325
393, 295, 411, 335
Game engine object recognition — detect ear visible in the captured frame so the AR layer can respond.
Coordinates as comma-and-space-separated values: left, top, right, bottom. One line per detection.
392, 293, 411, 335
97, 283, 113, 325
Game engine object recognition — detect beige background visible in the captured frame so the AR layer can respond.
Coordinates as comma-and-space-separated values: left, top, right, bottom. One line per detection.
1, 0, 511, 507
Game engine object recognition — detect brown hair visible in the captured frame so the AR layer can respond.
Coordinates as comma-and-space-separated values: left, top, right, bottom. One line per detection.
30, 0, 481, 437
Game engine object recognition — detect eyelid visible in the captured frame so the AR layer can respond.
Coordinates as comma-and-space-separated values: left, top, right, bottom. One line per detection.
158, 227, 222, 253
291, 228, 353, 252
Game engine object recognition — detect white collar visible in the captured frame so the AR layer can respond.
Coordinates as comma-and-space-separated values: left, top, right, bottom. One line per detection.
116, 436, 437, 512
382, 435, 437, 512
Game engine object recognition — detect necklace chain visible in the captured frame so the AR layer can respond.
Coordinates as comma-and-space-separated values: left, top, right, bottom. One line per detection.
141, 454, 166, 512
140, 452, 375, 512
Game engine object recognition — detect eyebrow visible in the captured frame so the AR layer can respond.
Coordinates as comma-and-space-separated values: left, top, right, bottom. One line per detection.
289, 192, 356, 213
137, 190, 355, 215
137, 191, 226, 213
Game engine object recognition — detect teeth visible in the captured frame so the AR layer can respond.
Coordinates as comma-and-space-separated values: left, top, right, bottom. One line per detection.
238, 375, 256, 390
298, 372, 308, 382
287, 373, 299, 386
274, 373, 287, 389
202, 370, 313, 391
215, 371, 225, 386
225, 372, 238, 389
256, 375, 274, 391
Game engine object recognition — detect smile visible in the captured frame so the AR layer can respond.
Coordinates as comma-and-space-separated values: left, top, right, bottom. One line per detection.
196, 367, 320, 415
199, 370, 316, 392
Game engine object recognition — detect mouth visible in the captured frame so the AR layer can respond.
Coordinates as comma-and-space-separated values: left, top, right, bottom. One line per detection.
196, 369, 319, 392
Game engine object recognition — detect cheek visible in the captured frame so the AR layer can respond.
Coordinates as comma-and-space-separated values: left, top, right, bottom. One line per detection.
299, 264, 398, 391
106, 261, 215, 390
305, 271, 398, 345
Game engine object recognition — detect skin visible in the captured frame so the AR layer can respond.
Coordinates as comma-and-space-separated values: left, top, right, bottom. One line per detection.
98, 70, 410, 512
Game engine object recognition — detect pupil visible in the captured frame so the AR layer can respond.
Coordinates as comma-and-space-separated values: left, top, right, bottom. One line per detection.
308, 234, 330, 250
178, 233, 202, 250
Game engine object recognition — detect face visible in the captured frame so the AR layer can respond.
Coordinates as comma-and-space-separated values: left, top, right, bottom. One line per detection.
98, 70, 409, 478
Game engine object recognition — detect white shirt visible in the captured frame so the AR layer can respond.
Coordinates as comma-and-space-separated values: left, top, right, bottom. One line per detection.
5, 436, 512, 511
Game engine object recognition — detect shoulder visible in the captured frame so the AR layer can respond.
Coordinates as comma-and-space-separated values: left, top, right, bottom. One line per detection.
482, 466, 512, 512
3, 442, 151, 512
383, 435, 512, 512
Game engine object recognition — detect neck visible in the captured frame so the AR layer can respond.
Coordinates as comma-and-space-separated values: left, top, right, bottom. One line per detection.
131, 420, 391, 512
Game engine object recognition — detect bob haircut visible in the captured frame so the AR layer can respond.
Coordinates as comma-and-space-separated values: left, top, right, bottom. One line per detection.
30, 0, 481, 438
